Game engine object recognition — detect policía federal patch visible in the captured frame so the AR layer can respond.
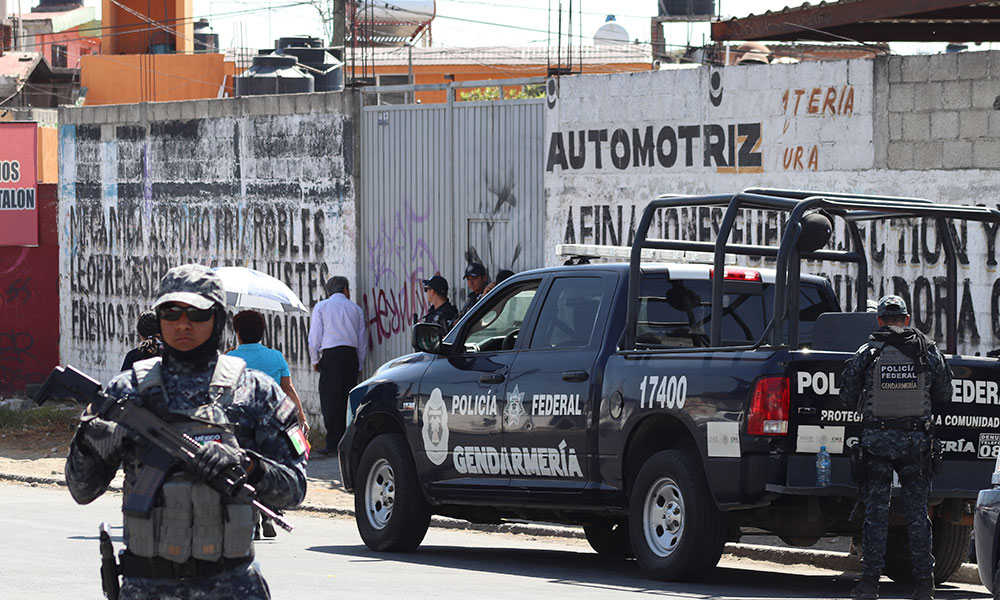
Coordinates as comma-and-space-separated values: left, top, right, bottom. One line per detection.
273, 396, 297, 424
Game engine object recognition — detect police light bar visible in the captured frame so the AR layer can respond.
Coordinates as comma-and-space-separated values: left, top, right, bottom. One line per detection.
555, 244, 736, 265
709, 267, 762, 282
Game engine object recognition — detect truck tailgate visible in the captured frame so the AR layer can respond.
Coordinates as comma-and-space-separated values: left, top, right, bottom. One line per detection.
785, 351, 1000, 496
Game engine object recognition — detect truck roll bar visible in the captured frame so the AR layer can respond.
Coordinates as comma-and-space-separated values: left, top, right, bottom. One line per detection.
624, 189, 1000, 355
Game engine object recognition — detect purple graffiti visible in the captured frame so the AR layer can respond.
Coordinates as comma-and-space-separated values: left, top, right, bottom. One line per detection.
366, 197, 439, 288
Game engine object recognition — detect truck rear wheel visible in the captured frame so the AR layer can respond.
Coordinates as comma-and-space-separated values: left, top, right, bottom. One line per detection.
883, 519, 971, 584
355, 433, 431, 552
583, 521, 633, 558
628, 449, 726, 581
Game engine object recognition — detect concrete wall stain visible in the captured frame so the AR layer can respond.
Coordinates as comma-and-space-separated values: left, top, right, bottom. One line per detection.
59, 100, 358, 419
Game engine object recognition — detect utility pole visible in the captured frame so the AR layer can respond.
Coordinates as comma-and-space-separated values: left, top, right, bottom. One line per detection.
332, 0, 345, 52
407, 41, 413, 103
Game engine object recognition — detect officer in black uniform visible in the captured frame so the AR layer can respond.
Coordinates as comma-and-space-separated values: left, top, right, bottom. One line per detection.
459, 262, 490, 317
66, 264, 308, 600
421, 275, 458, 329
840, 295, 951, 600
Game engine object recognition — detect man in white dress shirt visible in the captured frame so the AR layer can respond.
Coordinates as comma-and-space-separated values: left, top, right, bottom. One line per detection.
308, 276, 368, 455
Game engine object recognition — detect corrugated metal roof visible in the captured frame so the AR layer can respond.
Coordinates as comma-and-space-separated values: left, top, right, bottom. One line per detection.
731, 0, 867, 20
713, 0, 1000, 42
0, 52, 41, 80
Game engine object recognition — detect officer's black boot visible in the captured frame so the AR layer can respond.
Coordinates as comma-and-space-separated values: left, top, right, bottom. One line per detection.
851, 575, 879, 600
912, 578, 934, 600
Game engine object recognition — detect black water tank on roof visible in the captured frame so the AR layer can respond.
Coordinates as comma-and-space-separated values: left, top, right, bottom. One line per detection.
194, 19, 219, 53
33, 0, 84, 12
276, 36, 323, 50
275, 37, 344, 92
658, 0, 715, 17
235, 54, 315, 97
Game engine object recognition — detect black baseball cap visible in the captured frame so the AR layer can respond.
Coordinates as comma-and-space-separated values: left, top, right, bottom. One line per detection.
153, 264, 225, 310
464, 263, 487, 278
422, 275, 449, 296
877, 294, 908, 317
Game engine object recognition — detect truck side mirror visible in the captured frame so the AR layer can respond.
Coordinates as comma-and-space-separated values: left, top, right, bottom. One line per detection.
412, 322, 446, 354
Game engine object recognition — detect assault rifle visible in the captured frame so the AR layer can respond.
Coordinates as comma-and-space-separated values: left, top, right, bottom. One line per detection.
35, 365, 294, 532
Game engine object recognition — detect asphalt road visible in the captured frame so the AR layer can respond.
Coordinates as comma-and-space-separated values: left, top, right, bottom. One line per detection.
0, 481, 989, 600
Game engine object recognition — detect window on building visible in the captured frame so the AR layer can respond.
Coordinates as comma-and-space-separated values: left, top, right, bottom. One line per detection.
52, 45, 67, 68
376, 74, 410, 105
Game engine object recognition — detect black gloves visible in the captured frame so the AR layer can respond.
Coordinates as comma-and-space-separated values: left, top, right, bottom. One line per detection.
193, 442, 250, 484
76, 412, 127, 463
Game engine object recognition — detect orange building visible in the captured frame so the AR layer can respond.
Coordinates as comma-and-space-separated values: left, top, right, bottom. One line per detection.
81, 53, 232, 105
365, 44, 654, 104
80, 0, 235, 105
100, 0, 193, 55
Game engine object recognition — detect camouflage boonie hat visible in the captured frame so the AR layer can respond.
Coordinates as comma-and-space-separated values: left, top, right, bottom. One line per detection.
152, 264, 226, 310
876, 294, 908, 317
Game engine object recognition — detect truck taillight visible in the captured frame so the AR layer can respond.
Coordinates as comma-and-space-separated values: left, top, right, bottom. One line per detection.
710, 267, 762, 282
748, 376, 789, 435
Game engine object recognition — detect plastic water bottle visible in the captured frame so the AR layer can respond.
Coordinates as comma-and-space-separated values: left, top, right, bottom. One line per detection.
816, 445, 832, 487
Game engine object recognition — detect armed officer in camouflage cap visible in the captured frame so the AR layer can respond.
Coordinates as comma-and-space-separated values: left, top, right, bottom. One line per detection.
840, 295, 951, 600
66, 264, 308, 599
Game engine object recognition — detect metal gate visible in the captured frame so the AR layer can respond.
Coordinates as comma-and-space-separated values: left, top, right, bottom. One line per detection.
359, 79, 545, 370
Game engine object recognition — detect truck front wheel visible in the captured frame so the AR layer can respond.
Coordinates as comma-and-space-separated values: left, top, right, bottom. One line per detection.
583, 520, 633, 558
628, 449, 726, 580
355, 433, 431, 552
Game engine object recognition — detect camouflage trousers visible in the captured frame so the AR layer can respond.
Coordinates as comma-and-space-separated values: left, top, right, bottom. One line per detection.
859, 429, 934, 580
119, 562, 270, 600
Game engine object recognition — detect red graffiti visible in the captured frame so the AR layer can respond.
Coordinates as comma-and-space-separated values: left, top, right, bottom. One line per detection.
781, 86, 855, 117
363, 271, 430, 349
782, 145, 819, 171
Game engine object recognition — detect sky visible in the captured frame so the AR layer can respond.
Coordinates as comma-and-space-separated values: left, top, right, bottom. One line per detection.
63, 0, 982, 54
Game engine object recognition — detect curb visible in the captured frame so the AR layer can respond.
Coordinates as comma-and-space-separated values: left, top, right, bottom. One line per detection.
1, 471, 982, 586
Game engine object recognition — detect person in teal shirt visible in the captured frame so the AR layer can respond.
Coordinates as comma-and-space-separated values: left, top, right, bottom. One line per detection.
229, 310, 309, 433
229, 309, 310, 539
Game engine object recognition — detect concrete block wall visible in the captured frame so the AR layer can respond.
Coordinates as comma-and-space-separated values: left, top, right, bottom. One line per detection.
58, 92, 361, 419
887, 51, 1000, 170
545, 55, 1000, 357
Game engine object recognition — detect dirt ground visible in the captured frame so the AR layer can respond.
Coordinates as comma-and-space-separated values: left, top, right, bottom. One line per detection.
0, 422, 74, 460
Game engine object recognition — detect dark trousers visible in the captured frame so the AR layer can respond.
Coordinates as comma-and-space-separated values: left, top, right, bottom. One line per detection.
319, 346, 359, 451
860, 429, 934, 580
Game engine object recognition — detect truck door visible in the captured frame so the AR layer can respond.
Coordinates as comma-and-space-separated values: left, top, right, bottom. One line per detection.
501, 273, 615, 493
417, 279, 542, 498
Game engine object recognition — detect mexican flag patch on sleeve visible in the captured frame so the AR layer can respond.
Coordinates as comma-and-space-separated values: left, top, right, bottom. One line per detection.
286, 425, 310, 459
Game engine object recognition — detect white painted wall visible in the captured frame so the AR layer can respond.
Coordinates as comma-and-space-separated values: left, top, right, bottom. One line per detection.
57, 101, 358, 422
545, 61, 1000, 355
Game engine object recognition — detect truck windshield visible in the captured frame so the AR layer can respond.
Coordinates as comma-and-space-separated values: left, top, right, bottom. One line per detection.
636, 276, 837, 348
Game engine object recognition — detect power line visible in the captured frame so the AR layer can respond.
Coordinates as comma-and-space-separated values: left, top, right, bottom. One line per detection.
365, 1, 636, 42
85, 52, 233, 89
9, 1, 311, 50
439, 0, 654, 21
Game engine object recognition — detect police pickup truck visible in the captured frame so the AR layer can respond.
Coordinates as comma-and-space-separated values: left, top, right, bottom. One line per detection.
339, 189, 1000, 583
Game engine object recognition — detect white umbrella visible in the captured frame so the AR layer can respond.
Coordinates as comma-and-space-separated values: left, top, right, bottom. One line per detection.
213, 267, 309, 314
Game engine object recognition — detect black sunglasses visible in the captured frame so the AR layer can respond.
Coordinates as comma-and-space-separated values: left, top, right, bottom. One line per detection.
158, 304, 215, 322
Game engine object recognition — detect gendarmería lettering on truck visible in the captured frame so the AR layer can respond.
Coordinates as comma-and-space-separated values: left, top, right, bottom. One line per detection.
337, 190, 1000, 585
